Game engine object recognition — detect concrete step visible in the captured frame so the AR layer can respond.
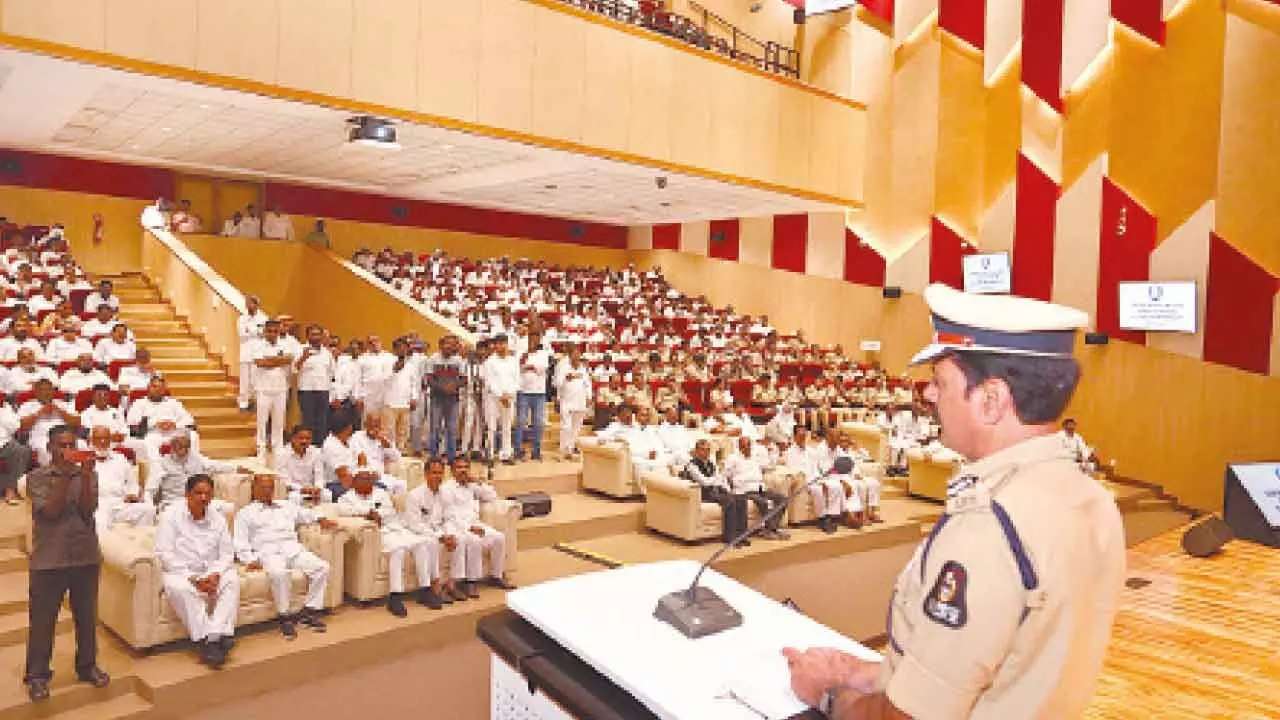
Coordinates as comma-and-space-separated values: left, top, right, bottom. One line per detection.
195, 423, 255, 440
181, 395, 240, 409
488, 461, 581, 498
41, 692, 152, 720
0, 607, 69, 649
0, 635, 138, 720
201, 438, 257, 459
157, 369, 225, 382
0, 572, 27, 615
516, 493, 645, 551
147, 346, 211, 360
165, 381, 232, 394
0, 548, 24, 574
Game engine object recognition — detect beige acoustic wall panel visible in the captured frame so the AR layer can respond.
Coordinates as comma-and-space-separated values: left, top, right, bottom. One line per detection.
776, 84, 815, 192
531, 9, 587, 144
884, 30, 940, 253
738, 217, 773, 268
195, 0, 280, 83
979, 182, 1016, 254
1147, 201, 1214, 360
627, 38, 674, 164
1051, 155, 1106, 327
934, 40, 986, 239
104, 0, 198, 68
681, 220, 710, 257
628, 225, 653, 251
278, 0, 353, 99
477, 0, 536, 133
984, 0, 1022, 82
417, 0, 482, 123
351, 0, 421, 111
668, 54, 714, 172
806, 212, 846, 280
884, 234, 930, 294
3, 0, 105, 52
579, 21, 632, 156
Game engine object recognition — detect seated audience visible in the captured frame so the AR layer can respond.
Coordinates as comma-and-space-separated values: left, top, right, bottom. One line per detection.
349, 413, 406, 495
724, 435, 788, 541
682, 438, 749, 545
447, 457, 514, 592
83, 280, 119, 314
144, 431, 242, 515
274, 426, 330, 505
89, 425, 155, 533
18, 379, 79, 465
126, 377, 196, 459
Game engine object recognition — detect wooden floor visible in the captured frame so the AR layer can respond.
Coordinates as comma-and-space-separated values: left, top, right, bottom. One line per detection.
1086, 530, 1280, 720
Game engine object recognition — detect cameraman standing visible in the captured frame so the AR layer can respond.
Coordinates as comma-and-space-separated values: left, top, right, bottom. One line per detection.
424, 335, 467, 463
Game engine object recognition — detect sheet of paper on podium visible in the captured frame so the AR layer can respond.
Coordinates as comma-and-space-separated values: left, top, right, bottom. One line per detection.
508, 560, 881, 720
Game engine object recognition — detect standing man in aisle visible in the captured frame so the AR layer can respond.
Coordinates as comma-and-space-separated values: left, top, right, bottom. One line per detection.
425, 334, 467, 463
481, 335, 520, 465
250, 319, 295, 461
24, 425, 110, 701
295, 324, 335, 444
514, 330, 550, 462
783, 285, 1125, 719
237, 296, 268, 412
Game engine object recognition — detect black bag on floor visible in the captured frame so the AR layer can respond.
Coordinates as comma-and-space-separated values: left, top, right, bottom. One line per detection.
508, 491, 553, 519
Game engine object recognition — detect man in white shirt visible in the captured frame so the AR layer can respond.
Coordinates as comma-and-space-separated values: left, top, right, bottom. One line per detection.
403, 459, 467, 603
220, 211, 245, 237
596, 404, 639, 442
293, 325, 334, 446
349, 414, 406, 495
155, 474, 240, 668
80, 306, 120, 342
6, 348, 57, 394
1056, 418, 1096, 472
553, 345, 592, 457
626, 408, 677, 483
0, 321, 45, 362
233, 473, 334, 639
724, 435, 789, 540
261, 205, 295, 242
92, 325, 136, 367
880, 403, 917, 477
82, 280, 119, 315
18, 379, 79, 466
116, 348, 154, 399
787, 427, 842, 534
238, 204, 262, 239
26, 281, 62, 316
274, 425, 330, 505
480, 335, 520, 464
381, 338, 419, 453
249, 319, 294, 460
79, 385, 138, 452
655, 407, 696, 468
0, 400, 23, 504
514, 331, 550, 462
88, 425, 155, 533
236, 296, 268, 411
765, 403, 799, 445
45, 323, 92, 365
126, 377, 197, 460
356, 336, 396, 419
145, 431, 244, 515
445, 457, 514, 596
331, 342, 362, 432
59, 354, 111, 396
338, 467, 441, 617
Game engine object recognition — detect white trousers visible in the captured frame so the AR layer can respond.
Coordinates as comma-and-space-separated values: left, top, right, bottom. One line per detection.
382, 528, 438, 594
559, 409, 587, 454
459, 397, 483, 454
255, 390, 287, 452
458, 525, 505, 581
261, 548, 330, 614
484, 396, 516, 459
162, 571, 241, 642
859, 475, 882, 509
377, 472, 407, 496
238, 361, 254, 407
94, 501, 156, 535
809, 476, 848, 517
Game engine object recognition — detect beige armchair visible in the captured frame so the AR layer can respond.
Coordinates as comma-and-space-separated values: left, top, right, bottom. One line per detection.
330, 495, 521, 603
905, 448, 962, 502
579, 437, 641, 498
640, 470, 786, 543
838, 422, 888, 465
784, 461, 884, 525
97, 520, 347, 650
213, 471, 286, 513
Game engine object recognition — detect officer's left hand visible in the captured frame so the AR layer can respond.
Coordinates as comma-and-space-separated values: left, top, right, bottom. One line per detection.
781, 647, 880, 707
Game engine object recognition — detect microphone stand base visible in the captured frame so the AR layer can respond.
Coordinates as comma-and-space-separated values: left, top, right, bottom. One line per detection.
653, 586, 743, 639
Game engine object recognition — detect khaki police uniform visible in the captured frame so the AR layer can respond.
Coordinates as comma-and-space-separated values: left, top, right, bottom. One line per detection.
874, 283, 1128, 718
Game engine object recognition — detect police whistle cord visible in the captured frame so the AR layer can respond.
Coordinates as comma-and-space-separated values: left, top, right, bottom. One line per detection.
551, 542, 626, 569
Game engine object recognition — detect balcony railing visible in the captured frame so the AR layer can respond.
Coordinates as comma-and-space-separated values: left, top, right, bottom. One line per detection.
554, 0, 801, 79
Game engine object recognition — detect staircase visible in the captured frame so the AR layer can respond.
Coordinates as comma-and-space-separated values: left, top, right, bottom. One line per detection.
108, 274, 255, 459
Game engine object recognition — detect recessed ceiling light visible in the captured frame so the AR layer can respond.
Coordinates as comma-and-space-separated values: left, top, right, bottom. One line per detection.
198, 104, 211, 109
131, 144, 141, 150
439, 144, 455, 151
161, 127, 172, 132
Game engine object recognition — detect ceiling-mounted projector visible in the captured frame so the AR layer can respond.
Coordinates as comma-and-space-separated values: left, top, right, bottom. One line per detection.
347, 116, 399, 149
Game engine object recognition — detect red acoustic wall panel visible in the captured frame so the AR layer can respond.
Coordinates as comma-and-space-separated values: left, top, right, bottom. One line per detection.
940, 0, 986, 50
859, 0, 895, 23
1022, 0, 1065, 111
1011, 154, 1059, 300
844, 228, 887, 287
651, 223, 681, 251
1096, 178, 1156, 344
265, 182, 627, 249
1112, 0, 1166, 45
0, 148, 175, 201
1203, 234, 1278, 375
772, 214, 808, 273
707, 218, 741, 261
929, 217, 977, 290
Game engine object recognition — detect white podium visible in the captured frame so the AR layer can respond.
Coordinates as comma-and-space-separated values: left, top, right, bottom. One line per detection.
480, 560, 880, 720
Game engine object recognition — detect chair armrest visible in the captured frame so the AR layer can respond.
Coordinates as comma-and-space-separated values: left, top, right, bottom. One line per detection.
580, 440, 627, 459
98, 533, 157, 579
643, 472, 699, 500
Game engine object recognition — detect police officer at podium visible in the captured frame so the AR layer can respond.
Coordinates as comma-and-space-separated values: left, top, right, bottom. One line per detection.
784, 284, 1126, 719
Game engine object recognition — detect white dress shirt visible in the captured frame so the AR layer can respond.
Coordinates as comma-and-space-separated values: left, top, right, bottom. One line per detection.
146, 451, 234, 508
237, 310, 268, 355
81, 405, 129, 436
444, 480, 498, 535
336, 487, 400, 529
95, 453, 141, 506
350, 430, 401, 473
59, 368, 112, 395
321, 434, 357, 487
126, 397, 195, 433
237, 216, 261, 239
332, 355, 360, 403
384, 358, 421, 410
5, 365, 57, 393
295, 346, 335, 393
83, 293, 120, 314
18, 399, 73, 449
723, 452, 767, 494
0, 337, 45, 362
516, 348, 550, 394
80, 319, 120, 339
93, 337, 136, 365
0, 406, 19, 446
261, 213, 295, 241
156, 503, 234, 577
233, 500, 318, 563
403, 483, 450, 538
45, 337, 93, 364
553, 361, 592, 413
480, 354, 520, 399
248, 338, 294, 393
274, 445, 327, 496
356, 351, 396, 402
116, 365, 154, 392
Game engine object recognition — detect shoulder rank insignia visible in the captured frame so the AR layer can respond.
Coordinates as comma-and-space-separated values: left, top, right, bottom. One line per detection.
923, 560, 968, 629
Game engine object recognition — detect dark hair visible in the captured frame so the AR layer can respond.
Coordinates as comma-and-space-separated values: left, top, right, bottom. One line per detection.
288, 424, 310, 439
46, 424, 75, 447
186, 473, 214, 493
425, 457, 447, 471
330, 410, 355, 433
948, 352, 1081, 425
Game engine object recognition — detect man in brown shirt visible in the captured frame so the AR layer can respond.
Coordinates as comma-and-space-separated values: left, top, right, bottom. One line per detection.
24, 425, 110, 701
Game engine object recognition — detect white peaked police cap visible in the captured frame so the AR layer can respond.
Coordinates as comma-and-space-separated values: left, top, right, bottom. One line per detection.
908, 284, 1090, 367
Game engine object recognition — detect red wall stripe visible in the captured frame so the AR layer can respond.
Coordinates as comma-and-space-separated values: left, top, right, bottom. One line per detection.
1112, 0, 1167, 45
1203, 234, 1278, 375
844, 228, 887, 287
651, 223, 681, 251
265, 182, 627, 249
772, 214, 808, 273
940, 0, 986, 50
1096, 178, 1156, 344
1022, 0, 1065, 112
929, 217, 977, 290
1012, 154, 1059, 300
859, 0, 895, 23
707, 218, 740, 261
0, 148, 175, 202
